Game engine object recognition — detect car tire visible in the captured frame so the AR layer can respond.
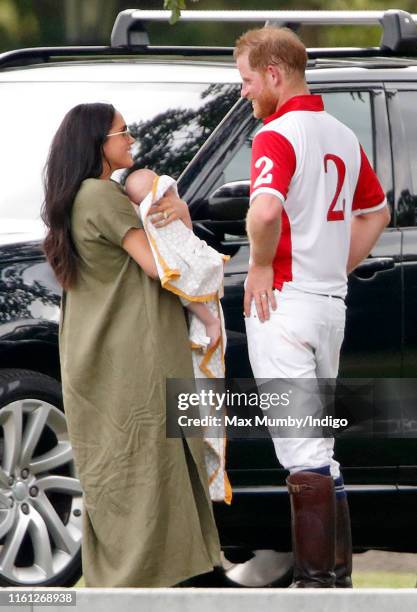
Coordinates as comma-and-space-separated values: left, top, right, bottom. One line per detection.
0, 369, 82, 587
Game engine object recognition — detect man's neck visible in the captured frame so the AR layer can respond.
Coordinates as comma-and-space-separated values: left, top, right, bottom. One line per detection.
275, 84, 310, 113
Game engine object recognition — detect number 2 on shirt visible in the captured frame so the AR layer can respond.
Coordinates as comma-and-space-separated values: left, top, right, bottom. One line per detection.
324, 154, 346, 222
253, 156, 274, 189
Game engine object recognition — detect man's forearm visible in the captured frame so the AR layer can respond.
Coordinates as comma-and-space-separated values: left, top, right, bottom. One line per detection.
246, 195, 282, 265
348, 206, 390, 274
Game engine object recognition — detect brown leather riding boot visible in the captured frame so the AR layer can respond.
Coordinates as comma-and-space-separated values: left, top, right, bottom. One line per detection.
287, 471, 336, 588
335, 495, 353, 587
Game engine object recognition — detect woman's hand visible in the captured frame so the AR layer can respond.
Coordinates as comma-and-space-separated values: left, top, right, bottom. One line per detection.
148, 192, 192, 229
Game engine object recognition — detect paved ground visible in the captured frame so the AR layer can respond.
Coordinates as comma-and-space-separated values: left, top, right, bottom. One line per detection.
353, 551, 416, 573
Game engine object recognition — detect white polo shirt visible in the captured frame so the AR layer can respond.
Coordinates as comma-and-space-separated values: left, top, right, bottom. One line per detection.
250, 95, 386, 298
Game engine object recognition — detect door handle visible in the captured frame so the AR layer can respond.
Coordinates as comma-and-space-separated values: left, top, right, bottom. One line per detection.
352, 257, 395, 280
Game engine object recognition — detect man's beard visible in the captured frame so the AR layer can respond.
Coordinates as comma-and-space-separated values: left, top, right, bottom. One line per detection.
252, 87, 278, 119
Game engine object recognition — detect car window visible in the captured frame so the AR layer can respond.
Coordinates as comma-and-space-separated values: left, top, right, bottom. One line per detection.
221, 90, 374, 187
218, 90, 375, 241
395, 90, 417, 227
320, 91, 374, 164
396, 91, 417, 191
0, 81, 239, 225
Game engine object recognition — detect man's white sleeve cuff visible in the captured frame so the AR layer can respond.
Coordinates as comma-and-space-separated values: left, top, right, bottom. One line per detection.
352, 198, 387, 216
250, 187, 285, 205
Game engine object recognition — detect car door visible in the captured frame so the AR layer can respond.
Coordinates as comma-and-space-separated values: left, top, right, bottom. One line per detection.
389, 84, 417, 376
385, 83, 417, 493
318, 85, 400, 379
314, 86, 402, 508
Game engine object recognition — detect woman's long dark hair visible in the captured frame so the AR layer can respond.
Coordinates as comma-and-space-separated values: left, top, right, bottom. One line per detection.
41, 102, 115, 290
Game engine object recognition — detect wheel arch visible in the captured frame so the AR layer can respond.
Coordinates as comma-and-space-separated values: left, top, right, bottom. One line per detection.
0, 339, 61, 382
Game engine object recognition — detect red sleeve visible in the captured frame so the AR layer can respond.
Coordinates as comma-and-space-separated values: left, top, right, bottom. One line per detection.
352, 146, 386, 214
250, 130, 296, 203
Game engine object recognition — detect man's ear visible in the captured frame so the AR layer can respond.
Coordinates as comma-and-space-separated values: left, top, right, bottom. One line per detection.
266, 64, 283, 87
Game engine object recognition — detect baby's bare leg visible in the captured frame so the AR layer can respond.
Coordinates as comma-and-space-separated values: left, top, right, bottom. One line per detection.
187, 302, 221, 349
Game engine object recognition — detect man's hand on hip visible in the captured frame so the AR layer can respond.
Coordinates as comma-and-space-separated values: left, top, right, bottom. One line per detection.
244, 263, 277, 322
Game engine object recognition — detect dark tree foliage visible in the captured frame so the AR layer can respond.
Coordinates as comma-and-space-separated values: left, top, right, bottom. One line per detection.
0, 263, 60, 324
127, 83, 240, 179
2, 0, 417, 52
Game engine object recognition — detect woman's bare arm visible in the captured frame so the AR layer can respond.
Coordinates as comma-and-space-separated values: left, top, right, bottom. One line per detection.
122, 228, 158, 279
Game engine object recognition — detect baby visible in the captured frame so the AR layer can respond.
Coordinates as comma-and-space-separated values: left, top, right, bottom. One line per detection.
125, 168, 221, 350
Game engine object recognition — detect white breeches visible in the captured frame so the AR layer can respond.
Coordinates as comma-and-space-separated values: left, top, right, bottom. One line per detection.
244, 286, 346, 478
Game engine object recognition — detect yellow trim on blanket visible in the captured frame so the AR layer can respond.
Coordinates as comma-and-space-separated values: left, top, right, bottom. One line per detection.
151, 175, 159, 202
224, 474, 232, 505
204, 414, 232, 505
147, 176, 222, 301
161, 270, 181, 284
147, 176, 232, 504
163, 282, 219, 303
197, 303, 230, 503
223, 437, 232, 505
147, 225, 179, 279
197, 297, 225, 378
198, 337, 220, 378
144, 176, 182, 281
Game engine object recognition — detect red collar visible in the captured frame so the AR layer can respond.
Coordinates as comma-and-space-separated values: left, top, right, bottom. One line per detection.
263, 95, 324, 124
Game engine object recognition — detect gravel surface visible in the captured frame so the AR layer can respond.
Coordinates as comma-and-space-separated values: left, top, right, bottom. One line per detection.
353, 551, 416, 573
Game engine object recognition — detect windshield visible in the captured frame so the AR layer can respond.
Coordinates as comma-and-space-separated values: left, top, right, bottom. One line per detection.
0, 81, 239, 226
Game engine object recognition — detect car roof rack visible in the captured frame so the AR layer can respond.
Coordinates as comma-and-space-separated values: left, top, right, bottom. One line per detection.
111, 9, 417, 53
0, 45, 236, 70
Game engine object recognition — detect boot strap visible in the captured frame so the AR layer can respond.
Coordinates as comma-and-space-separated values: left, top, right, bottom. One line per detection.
287, 482, 314, 494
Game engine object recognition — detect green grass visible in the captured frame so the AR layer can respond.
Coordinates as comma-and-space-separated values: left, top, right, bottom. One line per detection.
74, 573, 416, 589
352, 572, 416, 588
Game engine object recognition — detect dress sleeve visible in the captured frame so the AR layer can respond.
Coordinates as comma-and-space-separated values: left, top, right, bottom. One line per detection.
89, 181, 143, 246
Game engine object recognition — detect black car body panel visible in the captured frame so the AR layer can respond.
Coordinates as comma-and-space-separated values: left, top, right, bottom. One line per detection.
1, 11, 417, 587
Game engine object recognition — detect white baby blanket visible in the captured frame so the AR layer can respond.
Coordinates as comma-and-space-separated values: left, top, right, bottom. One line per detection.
137, 174, 232, 505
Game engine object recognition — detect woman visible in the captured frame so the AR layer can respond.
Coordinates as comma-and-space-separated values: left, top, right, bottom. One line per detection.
41, 102, 221, 587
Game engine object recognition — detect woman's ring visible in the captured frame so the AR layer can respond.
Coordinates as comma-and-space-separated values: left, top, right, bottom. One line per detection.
163, 211, 169, 220
261, 293, 267, 298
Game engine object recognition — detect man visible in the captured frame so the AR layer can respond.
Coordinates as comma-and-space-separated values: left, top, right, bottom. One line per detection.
235, 27, 390, 588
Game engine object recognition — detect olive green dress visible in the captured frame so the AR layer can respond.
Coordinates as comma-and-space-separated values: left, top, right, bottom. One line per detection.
59, 179, 221, 587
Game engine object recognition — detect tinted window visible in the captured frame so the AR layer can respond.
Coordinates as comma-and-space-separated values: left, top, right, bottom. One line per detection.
321, 91, 373, 164
218, 89, 375, 244
396, 90, 417, 226
397, 91, 417, 190
0, 81, 239, 225
221, 90, 374, 187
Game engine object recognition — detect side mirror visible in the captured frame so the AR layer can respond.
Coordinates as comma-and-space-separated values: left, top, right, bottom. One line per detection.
208, 180, 250, 221
191, 180, 249, 251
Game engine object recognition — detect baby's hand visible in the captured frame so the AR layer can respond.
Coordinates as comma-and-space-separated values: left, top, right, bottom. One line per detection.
205, 317, 221, 350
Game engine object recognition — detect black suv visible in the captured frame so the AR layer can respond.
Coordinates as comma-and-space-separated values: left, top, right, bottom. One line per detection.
0, 9, 416, 588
